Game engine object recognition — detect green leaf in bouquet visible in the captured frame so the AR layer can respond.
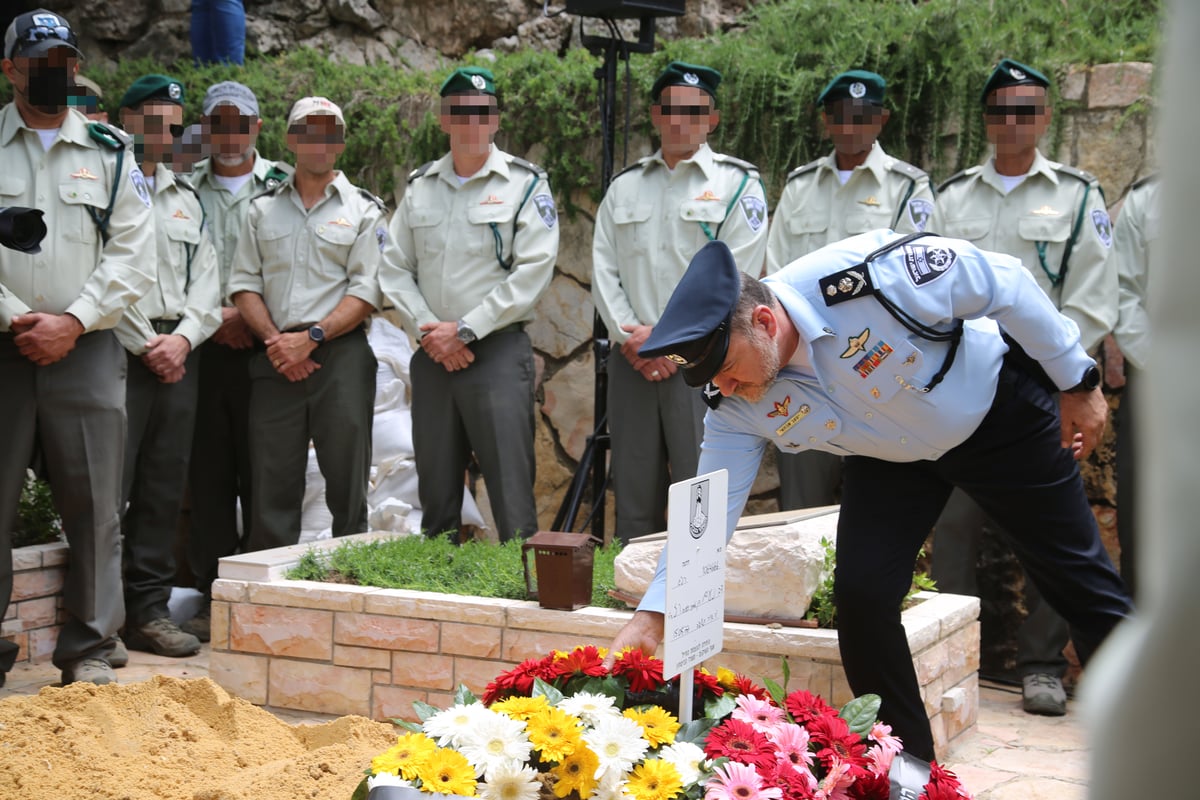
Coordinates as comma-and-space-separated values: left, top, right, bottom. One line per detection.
839, 694, 882, 738
762, 677, 787, 709
703, 692, 737, 720
454, 684, 479, 706
350, 774, 370, 800
413, 700, 442, 721
393, 718, 424, 733
532, 677, 565, 706
781, 658, 791, 694
675, 716, 719, 744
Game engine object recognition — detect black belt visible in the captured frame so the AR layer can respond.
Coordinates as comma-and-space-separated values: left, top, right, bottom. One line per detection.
150, 318, 180, 335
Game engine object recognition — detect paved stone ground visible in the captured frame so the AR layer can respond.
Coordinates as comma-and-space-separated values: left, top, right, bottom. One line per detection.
0, 646, 1088, 798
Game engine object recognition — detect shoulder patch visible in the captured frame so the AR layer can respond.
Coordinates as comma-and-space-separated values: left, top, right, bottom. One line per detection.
907, 197, 933, 231
888, 160, 928, 180
902, 242, 958, 286
407, 161, 435, 183
359, 187, 387, 212
712, 152, 760, 176
819, 264, 877, 305
786, 159, 822, 182
533, 193, 557, 230
509, 155, 548, 178
936, 166, 979, 193
1091, 208, 1113, 248
740, 195, 766, 233
129, 165, 152, 208
1055, 163, 1100, 185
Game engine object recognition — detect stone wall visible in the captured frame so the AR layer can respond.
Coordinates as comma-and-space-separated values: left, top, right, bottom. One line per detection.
2, 543, 69, 664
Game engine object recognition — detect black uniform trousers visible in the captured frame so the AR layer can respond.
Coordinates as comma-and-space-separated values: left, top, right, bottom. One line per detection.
410, 328, 538, 543
245, 328, 376, 552
833, 359, 1132, 761
188, 341, 254, 596
0, 331, 125, 671
121, 348, 200, 626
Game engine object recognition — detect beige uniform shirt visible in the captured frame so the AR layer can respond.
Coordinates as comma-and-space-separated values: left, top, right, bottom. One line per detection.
114, 164, 221, 354
932, 149, 1116, 352
226, 171, 384, 329
766, 142, 934, 273
381, 146, 559, 340
0, 104, 154, 331
592, 143, 769, 343
188, 153, 283, 297
1112, 176, 1158, 370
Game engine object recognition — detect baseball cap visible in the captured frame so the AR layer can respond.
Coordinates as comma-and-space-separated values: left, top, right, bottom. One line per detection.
4, 9, 80, 61
201, 81, 259, 116
287, 96, 345, 127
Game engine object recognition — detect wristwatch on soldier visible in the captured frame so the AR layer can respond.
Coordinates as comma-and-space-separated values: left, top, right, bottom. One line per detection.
456, 320, 477, 344
308, 324, 326, 345
1064, 363, 1101, 393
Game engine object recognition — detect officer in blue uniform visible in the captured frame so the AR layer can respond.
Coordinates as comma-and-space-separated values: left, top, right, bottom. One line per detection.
603, 230, 1133, 760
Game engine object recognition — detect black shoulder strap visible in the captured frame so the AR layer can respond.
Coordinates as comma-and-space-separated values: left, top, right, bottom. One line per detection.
1131, 173, 1158, 191
786, 159, 822, 182
408, 161, 435, 183
359, 187, 387, 212
85, 122, 127, 246
936, 167, 974, 194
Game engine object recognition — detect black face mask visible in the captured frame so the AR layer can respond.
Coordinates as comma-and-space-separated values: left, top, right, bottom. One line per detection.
22, 66, 72, 113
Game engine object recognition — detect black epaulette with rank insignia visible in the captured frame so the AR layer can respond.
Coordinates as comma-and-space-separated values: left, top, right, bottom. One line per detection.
712, 152, 761, 177
786, 159, 821, 183
1055, 163, 1100, 186
936, 166, 979, 194
408, 161, 435, 183
359, 188, 387, 212
508, 155, 548, 179
888, 160, 928, 181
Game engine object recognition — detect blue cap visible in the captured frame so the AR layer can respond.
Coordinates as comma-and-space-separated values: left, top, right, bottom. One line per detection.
639, 240, 741, 387
980, 58, 1050, 103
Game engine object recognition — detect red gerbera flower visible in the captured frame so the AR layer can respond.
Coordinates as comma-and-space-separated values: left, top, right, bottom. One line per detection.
763, 758, 816, 800
848, 767, 890, 800
807, 714, 867, 767
482, 655, 557, 703
783, 690, 837, 726
919, 762, 966, 800
693, 669, 725, 698
732, 674, 770, 700
705, 718, 778, 770
611, 648, 665, 694
551, 645, 608, 680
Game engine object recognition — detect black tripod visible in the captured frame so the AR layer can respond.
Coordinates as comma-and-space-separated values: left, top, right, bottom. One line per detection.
551, 16, 659, 541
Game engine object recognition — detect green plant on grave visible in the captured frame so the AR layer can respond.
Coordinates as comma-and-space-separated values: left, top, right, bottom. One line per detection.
287, 534, 625, 609
13, 471, 62, 549
805, 536, 937, 629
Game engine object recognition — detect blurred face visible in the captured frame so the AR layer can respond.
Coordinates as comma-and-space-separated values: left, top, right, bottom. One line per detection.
203, 103, 262, 167
120, 101, 184, 165
709, 312, 781, 403
984, 84, 1051, 156
286, 114, 345, 173
822, 99, 889, 157
651, 85, 719, 159
2, 49, 79, 115
439, 93, 500, 157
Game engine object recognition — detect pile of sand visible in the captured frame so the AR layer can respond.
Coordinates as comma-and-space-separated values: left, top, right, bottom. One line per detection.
0, 676, 396, 799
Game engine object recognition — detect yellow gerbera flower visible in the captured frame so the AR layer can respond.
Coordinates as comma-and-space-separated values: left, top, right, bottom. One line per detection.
372, 732, 439, 780
492, 694, 551, 721
716, 667, 737, 690
416, 747, 477, 796
626, 758, 683, 800
526, 706, 582, 763
623, 706, 680, 747
551, 744, 600, 798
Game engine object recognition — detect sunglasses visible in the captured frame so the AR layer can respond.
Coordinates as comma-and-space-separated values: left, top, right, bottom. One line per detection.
657, 104, 712, 118
12, 24, 77, 55
204, 117, 254, 134
985, 103, 1045, 120
828, 106, 884, 125
446, 105, 497, 120
287, 123, 345, 143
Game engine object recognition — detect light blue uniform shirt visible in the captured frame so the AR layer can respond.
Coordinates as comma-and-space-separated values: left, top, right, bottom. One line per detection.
638, 229, 1094, 613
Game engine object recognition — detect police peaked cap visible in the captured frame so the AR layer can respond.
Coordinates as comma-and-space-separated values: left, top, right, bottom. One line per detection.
817, 70, 886, 107
640, 240, 741, 388
119, 74, 186, 110
651, 61, 721, 103
980, 58, 1050, 103
440, 66, 497, 97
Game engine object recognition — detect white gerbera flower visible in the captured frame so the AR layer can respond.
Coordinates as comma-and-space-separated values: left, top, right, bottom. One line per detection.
456, 711, 533, 777
558, 692, 621, 727
589, 770, 629, 800
424, 701, 491, 748
478, 761, 541, 800
583, 714, 649, 782
658, 740, 707, 787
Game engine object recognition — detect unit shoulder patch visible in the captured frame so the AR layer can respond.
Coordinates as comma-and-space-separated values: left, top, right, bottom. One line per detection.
740, 194, 766, 233
533, 193, 557, 230
1091, 208, 1113, 248
902, 243, 958, 286
129, 166, 152, 208
908, 197, 933, 231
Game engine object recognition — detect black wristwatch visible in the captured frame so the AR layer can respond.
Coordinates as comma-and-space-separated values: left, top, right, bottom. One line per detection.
1064, 363, 1101, 393
456, 320, 477, 344
308, 324, 326, 345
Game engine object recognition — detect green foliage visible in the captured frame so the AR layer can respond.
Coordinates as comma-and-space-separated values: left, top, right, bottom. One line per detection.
285, 534, 624, 608
803, 536, 937, 629
0, 0, 1158, 206
839, 693, 882, 738
13, 472, 62, 548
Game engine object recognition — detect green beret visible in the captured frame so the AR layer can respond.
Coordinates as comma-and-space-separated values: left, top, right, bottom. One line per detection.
817, 70, 886, 107
651, 61, 721, 103
440, 67, 497, 97
980, 58, 1050, 103
119, 74, 185, 111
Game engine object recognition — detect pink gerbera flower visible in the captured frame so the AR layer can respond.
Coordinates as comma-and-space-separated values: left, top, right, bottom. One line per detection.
733, 694, 787, 735
766, 723, 814, 772
867, 722, 903, 757
705, 761, 783, 800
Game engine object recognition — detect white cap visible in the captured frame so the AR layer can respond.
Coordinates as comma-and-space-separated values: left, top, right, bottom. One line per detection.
287, 96, 345, 128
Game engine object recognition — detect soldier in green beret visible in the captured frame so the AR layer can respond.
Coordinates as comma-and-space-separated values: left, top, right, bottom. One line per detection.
381, 66, 558, 543
113, 74, 221, 658
766, 69, 934, 512
931, 57, 1117, 718
592, 60, 769, 544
